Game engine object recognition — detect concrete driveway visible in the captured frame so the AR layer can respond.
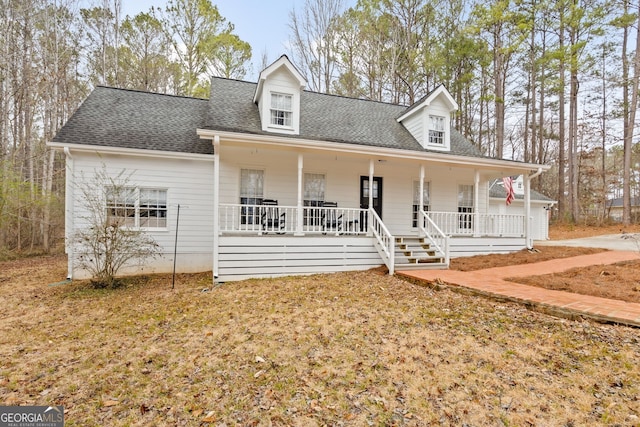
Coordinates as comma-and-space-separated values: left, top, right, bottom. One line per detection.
535, 233, 640, 251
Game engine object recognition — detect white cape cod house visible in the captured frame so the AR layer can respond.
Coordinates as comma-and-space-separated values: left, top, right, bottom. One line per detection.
50, 56, 551, 282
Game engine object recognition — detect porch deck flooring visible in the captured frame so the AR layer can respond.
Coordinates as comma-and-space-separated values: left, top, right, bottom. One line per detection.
397, 250, 640, 327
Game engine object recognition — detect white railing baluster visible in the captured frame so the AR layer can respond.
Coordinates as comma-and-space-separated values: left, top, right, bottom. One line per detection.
368, 208, 394, 275
418, 209, 449, 267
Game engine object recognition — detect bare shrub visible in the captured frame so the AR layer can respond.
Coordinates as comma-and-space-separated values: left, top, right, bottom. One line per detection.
73, 167, 161, 288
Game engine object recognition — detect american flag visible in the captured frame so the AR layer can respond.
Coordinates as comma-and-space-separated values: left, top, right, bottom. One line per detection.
503, 176, 514, 206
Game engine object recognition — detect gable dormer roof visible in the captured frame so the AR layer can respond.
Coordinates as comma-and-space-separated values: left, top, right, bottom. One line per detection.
205, 78, 483, 158
253, 55, 307, 103
397, 84, 458, 123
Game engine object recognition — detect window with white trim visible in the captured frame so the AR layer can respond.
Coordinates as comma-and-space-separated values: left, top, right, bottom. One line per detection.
428, 115, 445, 145
457, 184, 474, 230
270, 93, 292, 127
107, 187, 167, 229
304, 173, 325, 203
240, 168, 264, 224
303, 173, 326, 225
412, 181, 430, 227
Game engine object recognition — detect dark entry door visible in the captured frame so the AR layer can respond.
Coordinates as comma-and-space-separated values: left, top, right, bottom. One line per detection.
360, 176, 383, 218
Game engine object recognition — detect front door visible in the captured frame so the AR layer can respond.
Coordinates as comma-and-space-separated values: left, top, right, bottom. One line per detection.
360, 176, 383, 218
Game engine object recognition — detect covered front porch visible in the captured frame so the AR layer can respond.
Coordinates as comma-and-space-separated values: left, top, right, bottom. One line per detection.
215, 201, 529, 281
203, 132, 548, 282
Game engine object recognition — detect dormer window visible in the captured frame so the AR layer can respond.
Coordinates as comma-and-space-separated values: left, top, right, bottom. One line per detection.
397, 85, 457, 151
254, 55, 306, 135
428, 115, 445, 145
270, 93, 292, 127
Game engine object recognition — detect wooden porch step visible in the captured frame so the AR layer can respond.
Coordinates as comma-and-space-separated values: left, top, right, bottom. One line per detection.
391, 234, 448, 271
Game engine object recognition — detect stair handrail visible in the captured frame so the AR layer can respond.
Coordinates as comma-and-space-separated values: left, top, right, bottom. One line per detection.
418, 209, 450, 266
368, 208, 395, 275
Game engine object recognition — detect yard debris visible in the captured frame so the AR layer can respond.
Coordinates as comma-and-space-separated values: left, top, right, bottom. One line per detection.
201, 410, 216, 423
1, 254, 639, 426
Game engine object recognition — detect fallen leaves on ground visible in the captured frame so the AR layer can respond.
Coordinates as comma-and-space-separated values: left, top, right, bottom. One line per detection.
512, 259, 640, 303
449, 246, 606, 271
1, 255, 639, 426
549, 222, 640, 240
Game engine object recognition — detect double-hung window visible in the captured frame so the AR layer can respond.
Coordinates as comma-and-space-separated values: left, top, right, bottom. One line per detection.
428, 115, 445, 145
240, 168, 264, 225
303, 173, 326, 226
270, 93, 292, 127
412, 181, 430, 228
107, 186, 167, 229
457, 184, 474, 231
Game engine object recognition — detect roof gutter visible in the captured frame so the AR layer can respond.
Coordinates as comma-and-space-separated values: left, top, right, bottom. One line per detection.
528, 167, 544, 180
47, 141, 215, 161
197, 129, 551, 173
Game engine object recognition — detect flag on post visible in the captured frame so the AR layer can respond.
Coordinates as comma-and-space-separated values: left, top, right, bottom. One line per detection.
503, 176, 515, 206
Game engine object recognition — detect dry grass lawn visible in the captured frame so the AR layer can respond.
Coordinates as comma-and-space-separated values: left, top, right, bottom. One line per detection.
1, 255, 639, 426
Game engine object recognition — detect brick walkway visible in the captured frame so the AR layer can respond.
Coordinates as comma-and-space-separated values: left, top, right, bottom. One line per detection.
397, 251, 640, 327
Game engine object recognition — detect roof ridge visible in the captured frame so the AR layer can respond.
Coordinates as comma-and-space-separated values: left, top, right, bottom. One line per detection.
210, 76, 256, 85
301, 88, 410, 108
95, 85, 209, 101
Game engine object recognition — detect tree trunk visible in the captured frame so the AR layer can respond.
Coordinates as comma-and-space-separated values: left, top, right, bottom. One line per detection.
557, 9, 567, 219
623, 0, 640, 226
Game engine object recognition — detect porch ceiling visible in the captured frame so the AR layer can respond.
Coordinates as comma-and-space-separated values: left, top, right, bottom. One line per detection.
198, 128, 550, 176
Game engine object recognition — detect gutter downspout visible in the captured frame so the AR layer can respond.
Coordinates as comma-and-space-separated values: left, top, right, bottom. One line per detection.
64, 147, 74, 280
525, 168, 543, 248
212, 136, 220, 281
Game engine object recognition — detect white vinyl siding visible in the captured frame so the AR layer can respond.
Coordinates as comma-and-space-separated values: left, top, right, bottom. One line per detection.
69, 152, 215, 279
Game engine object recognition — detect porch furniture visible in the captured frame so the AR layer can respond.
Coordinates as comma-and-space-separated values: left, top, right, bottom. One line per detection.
240, 197, 262, 225
303, 200, 324, 226
261, 199, 286, 234
322, 202, 343, 234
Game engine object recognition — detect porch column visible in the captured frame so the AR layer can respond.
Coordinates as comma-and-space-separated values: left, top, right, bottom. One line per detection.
419, 165, 425, 208
473, 170, 480, 237
368, 159, 374, 236
295, 154, 304, 236
212, 136, 220, 280
525, 168, 543, 249
419, 165, 425, 237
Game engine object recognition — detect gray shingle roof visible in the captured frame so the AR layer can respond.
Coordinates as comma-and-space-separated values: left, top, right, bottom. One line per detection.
53, 86, 212, 155
55, 79, 485, 159
204, 77, 483, 157
607, 197, 640, 207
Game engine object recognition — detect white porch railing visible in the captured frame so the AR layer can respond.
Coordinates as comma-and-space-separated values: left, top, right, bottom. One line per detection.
426, 211, 525, 237
218, 203, 366, 235
369, 208, 395, 275
417, 209, 450, 266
